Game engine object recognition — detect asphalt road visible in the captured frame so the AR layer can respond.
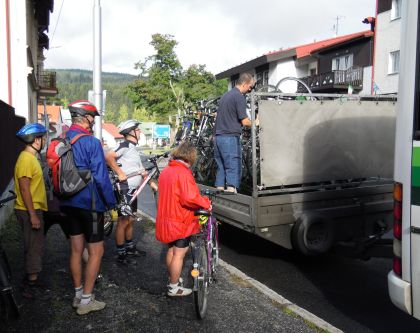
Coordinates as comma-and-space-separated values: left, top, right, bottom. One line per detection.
138, 186, 420, 333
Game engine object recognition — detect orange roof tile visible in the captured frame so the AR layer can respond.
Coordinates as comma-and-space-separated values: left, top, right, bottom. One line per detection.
102, 123, 124, 139
267, 30, 373, 59
38, 105, 62, 124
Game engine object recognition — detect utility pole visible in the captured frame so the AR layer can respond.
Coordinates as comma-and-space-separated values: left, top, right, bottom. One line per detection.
93, 0, 102, 140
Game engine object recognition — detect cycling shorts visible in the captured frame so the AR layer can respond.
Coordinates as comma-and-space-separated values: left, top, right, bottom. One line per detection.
117, 181, 138, 217
61, 206, 104, 243
168, 237, 191, 248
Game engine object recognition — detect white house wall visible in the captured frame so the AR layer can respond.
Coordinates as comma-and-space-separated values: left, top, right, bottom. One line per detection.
1, 0, 40, 122
102, 130, 117, 148
374, 10, 401, 94
0, 1, 9, 105
360, 66, 373, 95
270, 59, 300, 92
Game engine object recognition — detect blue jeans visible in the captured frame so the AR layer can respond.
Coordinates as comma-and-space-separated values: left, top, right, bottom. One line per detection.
214, 135, 242, 189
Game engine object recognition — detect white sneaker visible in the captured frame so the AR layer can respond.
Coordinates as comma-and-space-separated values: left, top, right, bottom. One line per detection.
76, 298, 106, 315
72, 294, 95, 309
167, 285, 192, 297
225, 186, 237, 193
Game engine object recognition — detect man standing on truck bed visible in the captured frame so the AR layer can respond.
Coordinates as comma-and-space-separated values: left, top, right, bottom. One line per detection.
214, 72, 255, 193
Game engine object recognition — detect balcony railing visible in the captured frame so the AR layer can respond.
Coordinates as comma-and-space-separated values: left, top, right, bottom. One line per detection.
38, 70, 58, 96
297, 67, 364, 93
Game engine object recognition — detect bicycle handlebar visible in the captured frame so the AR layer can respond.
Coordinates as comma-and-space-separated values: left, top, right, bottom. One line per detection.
0, 191, 17, 206
147, 151, 170, 163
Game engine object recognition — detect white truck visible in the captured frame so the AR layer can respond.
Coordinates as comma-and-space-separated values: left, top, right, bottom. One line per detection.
387, 0, 420, 319
201, 91, 396, 257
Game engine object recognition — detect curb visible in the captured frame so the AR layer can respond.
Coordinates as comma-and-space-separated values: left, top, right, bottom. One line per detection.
139, 211, 343, 333
219, 259, 343, 333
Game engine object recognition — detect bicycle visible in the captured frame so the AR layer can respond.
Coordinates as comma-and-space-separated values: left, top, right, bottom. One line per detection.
104, 151, 170, 233
0, 191, 19, 322
190, 189, 231, 319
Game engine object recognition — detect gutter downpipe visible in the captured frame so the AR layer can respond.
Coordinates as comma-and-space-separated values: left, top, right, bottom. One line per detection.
372, 0, 378, 94
6, 0, 12, 105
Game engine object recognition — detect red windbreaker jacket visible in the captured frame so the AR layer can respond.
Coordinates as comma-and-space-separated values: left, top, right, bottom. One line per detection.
156, 160, 211, 243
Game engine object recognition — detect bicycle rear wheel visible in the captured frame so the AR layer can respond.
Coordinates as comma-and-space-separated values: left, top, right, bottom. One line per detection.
0, 249, 19, 322
0, 290, 19, 322
193, 243, 209, 319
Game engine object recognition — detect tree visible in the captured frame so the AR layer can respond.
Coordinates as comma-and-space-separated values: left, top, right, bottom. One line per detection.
118, 104, 129, 123
127, 34, 182, 122
127, 34, 228, 123
181, 64, 227, 109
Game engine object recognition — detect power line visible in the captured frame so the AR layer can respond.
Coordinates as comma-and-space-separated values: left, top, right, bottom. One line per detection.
49, 0, 65, 48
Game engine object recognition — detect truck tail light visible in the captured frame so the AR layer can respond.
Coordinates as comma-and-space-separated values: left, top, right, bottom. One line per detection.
393, 182, 403, 277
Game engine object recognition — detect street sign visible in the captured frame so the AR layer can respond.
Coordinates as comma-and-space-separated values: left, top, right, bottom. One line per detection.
153, 124, 170, 138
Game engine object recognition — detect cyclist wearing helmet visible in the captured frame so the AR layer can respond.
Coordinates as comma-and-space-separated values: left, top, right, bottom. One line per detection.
60, 100, 116, 315
105, 119, 148, 265
14, 123, 48, 289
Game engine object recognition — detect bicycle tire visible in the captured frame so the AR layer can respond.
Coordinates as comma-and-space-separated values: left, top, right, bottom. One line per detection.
193, 242, 209, 319
0, 290, 19, 322
211, 219, 219, 272
103, 211, 114, 237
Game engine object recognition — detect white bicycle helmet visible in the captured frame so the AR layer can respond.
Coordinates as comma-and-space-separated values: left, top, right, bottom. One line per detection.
118, 119, 140, 135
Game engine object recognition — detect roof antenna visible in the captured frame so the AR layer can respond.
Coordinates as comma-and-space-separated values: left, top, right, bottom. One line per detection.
333, 16, 345, 37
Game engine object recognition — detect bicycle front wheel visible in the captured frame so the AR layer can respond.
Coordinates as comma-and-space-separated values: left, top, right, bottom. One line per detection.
193, 243, 209, 319
211, 220, 219, 273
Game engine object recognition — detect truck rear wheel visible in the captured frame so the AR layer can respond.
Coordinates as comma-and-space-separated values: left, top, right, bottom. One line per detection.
291, 214, 334, 255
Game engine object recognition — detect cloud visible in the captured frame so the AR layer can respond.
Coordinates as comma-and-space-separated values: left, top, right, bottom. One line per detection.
45, 0, 376, 75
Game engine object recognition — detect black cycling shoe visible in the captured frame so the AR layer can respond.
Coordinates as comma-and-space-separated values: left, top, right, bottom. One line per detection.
117, 253, 137, 265
126, 248, 146, 257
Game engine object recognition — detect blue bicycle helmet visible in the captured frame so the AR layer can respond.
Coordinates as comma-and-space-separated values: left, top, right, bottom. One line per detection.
16, 123, 47, 144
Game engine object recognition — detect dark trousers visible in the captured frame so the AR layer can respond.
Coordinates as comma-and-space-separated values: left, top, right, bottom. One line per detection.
15, 209, 45, 275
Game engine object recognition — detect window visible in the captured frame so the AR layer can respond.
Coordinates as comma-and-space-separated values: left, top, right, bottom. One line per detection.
332, 54, 353, 70
389, 50, 400, 74
256, 70, 269, 88
391, 0, 402, 20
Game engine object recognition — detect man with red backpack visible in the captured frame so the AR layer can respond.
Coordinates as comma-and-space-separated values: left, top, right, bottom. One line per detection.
59, 100, 116, 315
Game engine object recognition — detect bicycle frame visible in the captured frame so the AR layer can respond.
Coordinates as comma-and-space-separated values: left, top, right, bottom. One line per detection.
128, 167, 158, 205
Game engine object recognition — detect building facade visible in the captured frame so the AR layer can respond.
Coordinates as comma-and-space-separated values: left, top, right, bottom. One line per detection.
373, 0, 402, 94
216, 31, 374, 95
0, 0, 57, 121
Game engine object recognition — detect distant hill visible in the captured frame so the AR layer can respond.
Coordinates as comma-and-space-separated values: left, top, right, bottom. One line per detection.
49, 69, 138, 124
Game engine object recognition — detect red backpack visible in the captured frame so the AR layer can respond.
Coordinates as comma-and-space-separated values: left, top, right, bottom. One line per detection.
46, 133, 92, 197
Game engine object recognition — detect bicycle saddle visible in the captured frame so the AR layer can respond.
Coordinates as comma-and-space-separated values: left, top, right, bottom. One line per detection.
194, 209, 210, 216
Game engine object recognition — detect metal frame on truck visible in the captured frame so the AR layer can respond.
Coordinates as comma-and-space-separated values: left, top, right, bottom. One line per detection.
201, 91, 396, 257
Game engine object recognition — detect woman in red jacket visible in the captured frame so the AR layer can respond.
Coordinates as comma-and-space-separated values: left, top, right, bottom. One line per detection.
156, 141, 211, 297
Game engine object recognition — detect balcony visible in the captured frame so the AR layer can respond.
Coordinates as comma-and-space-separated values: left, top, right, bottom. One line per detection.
38, 70, 58, 97
297, 67, 364, 93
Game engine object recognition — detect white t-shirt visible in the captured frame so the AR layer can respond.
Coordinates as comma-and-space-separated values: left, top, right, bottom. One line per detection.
114, 140, 145, 188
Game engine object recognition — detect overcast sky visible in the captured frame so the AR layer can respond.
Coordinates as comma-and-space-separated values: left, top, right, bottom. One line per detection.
44, 0, 376, 76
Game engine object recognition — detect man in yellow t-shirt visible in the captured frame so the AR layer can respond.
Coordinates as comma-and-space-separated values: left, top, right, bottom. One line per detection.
14, 123, 47, 287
